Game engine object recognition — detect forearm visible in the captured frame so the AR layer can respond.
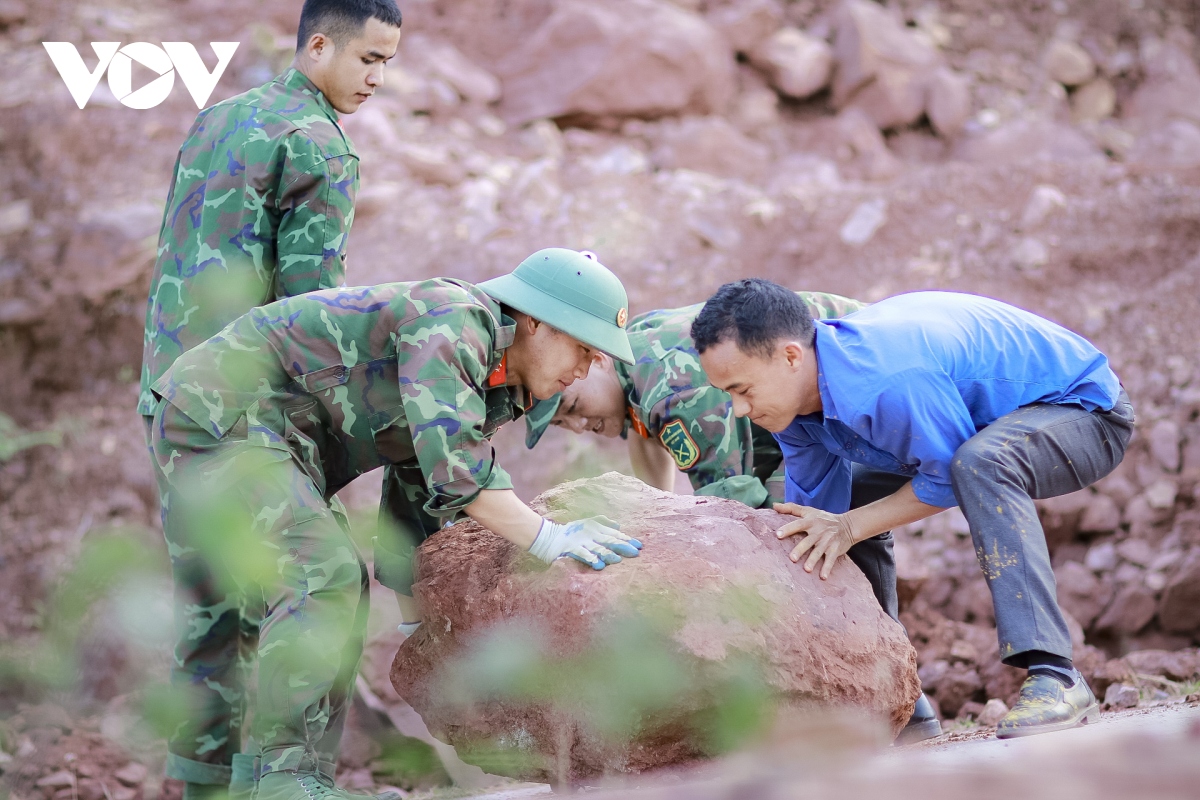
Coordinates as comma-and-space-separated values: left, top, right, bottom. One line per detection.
843, 481, 945, 541
464, 488, 544, 549
628, 436, 676, 491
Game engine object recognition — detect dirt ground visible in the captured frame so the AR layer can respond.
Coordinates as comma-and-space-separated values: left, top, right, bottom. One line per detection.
3, 0, 1200, 796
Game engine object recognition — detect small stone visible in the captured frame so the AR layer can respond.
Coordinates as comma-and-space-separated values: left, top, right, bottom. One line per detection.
36, 771, 75, 789
749, 27, 833, 99
1079, 495, 1121, 534
1117, 538, 1153, 567
708, 0, 783, 54
1020, 185, 1067, 230
1012, 237, 1049, 270
925, 67, 972, 138
1072, 77, 1117, 123
1104, 682, 1140, 709
1085, 541, 1118, 572
1148, 420, 1182, 472
110, 787, 137, 800
1144, 479, 1178, 511
114, 763, 147, 787
840, 198, 888, 245
1044, 39, 1095, 87
977, 698, 1009, 727
1095, 584, 1157, 634
77, 779, 105, 800
0, 199, 32, 237
949, 639, 979, 663
0, 0, 28, 27
1145, 571, 1167, 592
1054, 561, 1112, 629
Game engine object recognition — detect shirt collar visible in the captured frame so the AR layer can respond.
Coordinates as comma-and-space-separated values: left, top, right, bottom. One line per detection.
805, 323, 839, 423
280, 68, 340, 122
612, 357, 639, 437
487, 314, 532, 411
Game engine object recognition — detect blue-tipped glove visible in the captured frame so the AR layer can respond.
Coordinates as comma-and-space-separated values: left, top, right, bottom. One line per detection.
528, 516, 644, 570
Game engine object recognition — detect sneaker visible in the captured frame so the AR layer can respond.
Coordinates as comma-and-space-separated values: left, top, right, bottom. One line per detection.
894, 693, 943, 745
253, 771, 401, 800
995, 672, 1099, 740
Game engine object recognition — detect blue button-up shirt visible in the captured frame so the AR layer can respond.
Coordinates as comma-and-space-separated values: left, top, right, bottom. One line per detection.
775, 292, 1121, 511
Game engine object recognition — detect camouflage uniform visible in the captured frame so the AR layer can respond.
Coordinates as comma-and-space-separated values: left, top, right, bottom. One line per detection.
149, 280, 526, 782
138, 67, 358, 416
527, 291, 867, 508
135, 68, 358, 785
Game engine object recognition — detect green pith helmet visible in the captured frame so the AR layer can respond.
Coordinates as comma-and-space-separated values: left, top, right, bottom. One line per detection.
524, 394, 563, 448
478, 248, 635, 365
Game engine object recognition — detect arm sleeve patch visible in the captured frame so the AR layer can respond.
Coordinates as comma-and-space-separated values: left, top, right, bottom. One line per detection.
659, 418, 701, 470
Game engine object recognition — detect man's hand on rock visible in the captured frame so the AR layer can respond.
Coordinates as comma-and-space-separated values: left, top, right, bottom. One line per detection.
529, 516, 643, 570
774, 503, 859, 580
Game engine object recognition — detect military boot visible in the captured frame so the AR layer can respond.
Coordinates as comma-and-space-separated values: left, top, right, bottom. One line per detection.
253, 771, 402, 800
894, 692, 942, 745
996, 671, 1099, 739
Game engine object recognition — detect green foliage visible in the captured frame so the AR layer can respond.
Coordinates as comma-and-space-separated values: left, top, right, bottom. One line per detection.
0, 412, 64, 461
436, 585, 778, 767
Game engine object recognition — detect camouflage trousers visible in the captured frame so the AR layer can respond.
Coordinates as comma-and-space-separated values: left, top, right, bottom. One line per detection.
149, 400, 369, 785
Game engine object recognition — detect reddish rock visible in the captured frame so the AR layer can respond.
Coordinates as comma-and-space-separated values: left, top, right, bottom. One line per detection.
1054, 560, 1113, 629
1125, 39, 1200, 127
1123, 649, 1200, 682
924, 66, 972, 138
926, 662, 982, 718
1095, 585, 1157, 635
748, 27, 833, 100
706, 0, 782, 54
1042, 39, 1095, 87
391, 473, 920, 783
650, 116, 770, 182
496, 0, 735, 125
1159, 550, 1200, 633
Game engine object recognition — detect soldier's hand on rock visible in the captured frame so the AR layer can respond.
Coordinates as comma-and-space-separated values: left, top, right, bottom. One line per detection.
773, 503, 858, 580
529, 515, 643, 570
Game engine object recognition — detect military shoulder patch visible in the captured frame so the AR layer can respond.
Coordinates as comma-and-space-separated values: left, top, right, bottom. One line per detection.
659, 418, 700, 470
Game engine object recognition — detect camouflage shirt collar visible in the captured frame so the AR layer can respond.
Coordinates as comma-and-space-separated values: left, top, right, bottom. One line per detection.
280, 67, 340, 123
612, 356, 639, 439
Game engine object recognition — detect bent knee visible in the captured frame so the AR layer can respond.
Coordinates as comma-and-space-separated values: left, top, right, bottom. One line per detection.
950, 438, 995, 485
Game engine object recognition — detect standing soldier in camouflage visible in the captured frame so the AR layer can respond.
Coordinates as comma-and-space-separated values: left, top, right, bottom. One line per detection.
136, 2, 402, 798
149, 250, 643, 800
523, 290, 942, 743
138, 0, 404, 424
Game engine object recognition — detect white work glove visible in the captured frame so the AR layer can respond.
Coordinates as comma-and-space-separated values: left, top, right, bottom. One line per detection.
528, 516, 643, 570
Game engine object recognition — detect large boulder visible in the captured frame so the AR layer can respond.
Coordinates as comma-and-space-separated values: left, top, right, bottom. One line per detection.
391, 473, 920, 784
495, 0, 736, 126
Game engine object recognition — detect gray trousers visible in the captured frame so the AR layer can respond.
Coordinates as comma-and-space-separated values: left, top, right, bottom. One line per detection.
848, 464, 906, 622
949, 391, 1135, 666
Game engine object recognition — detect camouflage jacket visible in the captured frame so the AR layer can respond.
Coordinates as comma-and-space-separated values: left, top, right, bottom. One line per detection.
618, 291, 866, 508
152, 280, 528, 516
138, 68, 359, 415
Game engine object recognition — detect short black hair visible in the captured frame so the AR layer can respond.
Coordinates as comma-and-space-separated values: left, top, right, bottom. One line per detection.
691, 279, 815, 358
297, 0, 403, 50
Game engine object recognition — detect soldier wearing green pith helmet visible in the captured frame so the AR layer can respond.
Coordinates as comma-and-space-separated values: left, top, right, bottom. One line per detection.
148, 249, 641, 800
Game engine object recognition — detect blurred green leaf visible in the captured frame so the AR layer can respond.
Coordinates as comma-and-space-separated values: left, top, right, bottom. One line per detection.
0, 412, 64, 461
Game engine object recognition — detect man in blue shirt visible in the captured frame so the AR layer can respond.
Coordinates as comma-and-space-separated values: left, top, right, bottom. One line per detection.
692, 280, 1135, 740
